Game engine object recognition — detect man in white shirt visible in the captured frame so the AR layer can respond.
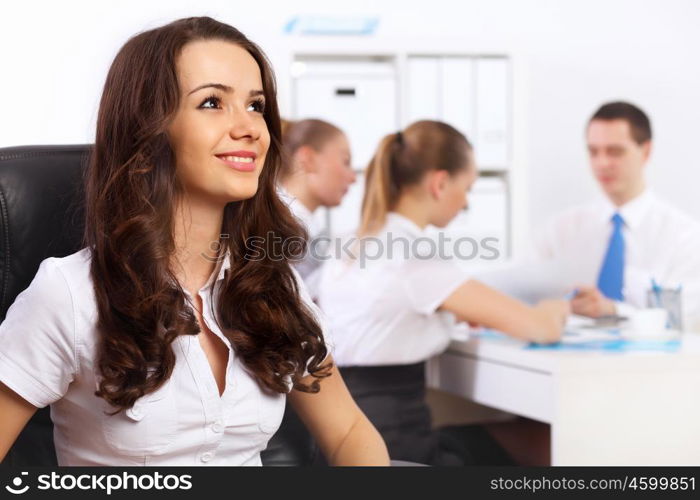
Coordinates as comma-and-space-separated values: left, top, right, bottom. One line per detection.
477, 101, 700, 331
534, 101, 700, 330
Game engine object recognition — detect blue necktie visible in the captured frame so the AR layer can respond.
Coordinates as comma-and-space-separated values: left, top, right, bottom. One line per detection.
597, 213, 625, 301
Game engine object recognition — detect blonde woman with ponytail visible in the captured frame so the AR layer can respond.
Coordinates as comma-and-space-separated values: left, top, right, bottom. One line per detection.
317, 120, 569, 465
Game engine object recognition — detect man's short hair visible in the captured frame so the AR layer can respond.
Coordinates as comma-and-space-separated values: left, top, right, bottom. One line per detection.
589, 101, 652, 145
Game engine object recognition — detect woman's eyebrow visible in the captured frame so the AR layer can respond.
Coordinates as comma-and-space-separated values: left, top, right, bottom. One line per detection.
187, 83, 264, 97
188, 83, 231, 95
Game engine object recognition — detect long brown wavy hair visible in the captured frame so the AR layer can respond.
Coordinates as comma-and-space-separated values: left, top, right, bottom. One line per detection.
85, 17, 330, 412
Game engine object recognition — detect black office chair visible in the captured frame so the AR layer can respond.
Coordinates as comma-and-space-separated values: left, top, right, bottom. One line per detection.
0, 144, 317, 466
0, 144, 87, 465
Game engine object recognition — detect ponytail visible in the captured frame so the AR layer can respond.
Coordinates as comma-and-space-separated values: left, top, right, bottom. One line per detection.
359, 120, 473, 237
359, 132, 402, 236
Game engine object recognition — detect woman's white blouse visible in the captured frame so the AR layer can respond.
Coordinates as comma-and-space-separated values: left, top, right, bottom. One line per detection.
317, 212, 470, 367
0, 248, 326, 466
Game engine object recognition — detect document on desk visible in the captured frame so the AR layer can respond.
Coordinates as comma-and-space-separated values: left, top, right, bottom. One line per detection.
473, 315, 681, 352
560, 315, 621, 344
529, 324, 681, 352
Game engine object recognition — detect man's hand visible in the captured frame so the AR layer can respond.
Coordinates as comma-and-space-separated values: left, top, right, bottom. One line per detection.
570, 286, 616, 318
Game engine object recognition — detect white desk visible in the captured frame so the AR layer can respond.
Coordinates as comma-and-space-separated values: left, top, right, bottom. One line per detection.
427, 331, 700, 465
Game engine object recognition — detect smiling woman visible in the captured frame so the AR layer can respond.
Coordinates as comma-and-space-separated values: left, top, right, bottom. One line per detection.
0, 16, 389, 466
168, 40, 270, 205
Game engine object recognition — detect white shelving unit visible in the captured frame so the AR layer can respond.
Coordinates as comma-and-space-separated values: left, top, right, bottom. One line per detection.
287, 47, 513, 260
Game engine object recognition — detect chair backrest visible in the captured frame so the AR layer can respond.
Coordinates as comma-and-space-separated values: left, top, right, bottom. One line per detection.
0, 144, 90, 465
0, 145, 89, 319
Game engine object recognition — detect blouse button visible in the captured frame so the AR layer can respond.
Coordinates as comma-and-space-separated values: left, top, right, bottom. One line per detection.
200, 452, 213, 463
211, 422, 223, 433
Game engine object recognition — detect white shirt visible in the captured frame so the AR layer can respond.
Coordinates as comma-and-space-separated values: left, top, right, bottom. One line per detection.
278, 187, 323, 240
482, 189, 700, 331
278, 187, 328, 297
317, 212, 470, 367
0, 248, 326, 466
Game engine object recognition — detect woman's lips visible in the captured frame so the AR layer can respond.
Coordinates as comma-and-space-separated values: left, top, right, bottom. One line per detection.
215, 154, 256, 172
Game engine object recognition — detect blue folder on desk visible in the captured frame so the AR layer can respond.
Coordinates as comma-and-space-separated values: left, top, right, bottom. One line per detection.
527, 338, 681, 352
475, 329, 681, 352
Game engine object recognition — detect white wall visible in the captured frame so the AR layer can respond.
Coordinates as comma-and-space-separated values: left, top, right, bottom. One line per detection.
2, 0, 699, 241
